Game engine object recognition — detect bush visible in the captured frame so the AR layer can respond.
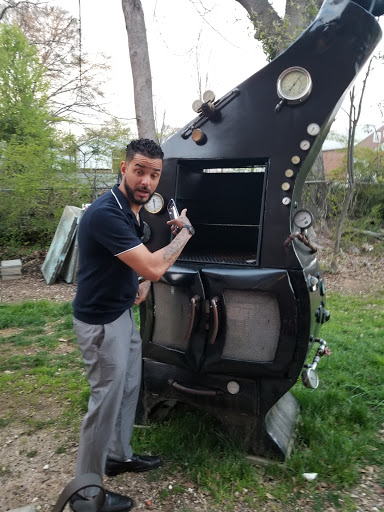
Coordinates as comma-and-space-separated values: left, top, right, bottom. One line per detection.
352, 183, 384, 221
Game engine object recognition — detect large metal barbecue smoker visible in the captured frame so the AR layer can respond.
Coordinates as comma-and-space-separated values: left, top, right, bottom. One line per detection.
138, 0, 383, 459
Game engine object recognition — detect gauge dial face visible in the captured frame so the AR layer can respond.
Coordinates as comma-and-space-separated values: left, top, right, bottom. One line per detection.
300, 140, 311, 151
302, 368, 319, 389
277, 66, 312, 103
307, 123, 320, 136
293, 209, 313, 229
144, 192, 164, 214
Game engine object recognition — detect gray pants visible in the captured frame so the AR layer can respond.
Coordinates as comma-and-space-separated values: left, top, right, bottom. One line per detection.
73, 309, 142, 482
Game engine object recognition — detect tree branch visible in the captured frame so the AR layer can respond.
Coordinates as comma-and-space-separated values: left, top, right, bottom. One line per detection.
0, 0, 44, 21
235, 0, 281, 36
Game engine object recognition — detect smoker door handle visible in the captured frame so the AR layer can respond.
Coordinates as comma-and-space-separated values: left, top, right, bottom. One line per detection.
209, 296, 219, 344
184, 295, 200, 342
168, 379, 221, 397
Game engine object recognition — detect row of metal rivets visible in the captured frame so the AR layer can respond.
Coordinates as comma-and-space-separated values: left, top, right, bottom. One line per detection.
281, 123, 321, 204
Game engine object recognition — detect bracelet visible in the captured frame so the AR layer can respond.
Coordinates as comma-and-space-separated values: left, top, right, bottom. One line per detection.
181, 224, 195, 236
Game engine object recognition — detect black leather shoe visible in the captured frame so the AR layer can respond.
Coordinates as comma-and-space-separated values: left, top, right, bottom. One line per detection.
105, 454, 162, 476
70, 490, 134, 512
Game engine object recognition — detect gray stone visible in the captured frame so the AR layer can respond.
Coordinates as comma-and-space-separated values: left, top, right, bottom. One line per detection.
1, 259, 22, 269
349, 245, 361, 255
7, 506, 36, 512
1, 259, 22, 279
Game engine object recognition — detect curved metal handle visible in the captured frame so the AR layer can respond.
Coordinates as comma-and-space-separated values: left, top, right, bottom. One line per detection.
168, 379, 220, 396
184, 295, 200, 342
209, 296, 219, 344
53, 473, 105, 512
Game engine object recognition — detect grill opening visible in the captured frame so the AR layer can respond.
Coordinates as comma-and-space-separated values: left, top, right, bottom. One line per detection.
175, 161, 266, 265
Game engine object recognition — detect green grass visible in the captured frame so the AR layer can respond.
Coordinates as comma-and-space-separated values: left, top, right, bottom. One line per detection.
289, 293, 384, 484
0, 294, 383, 510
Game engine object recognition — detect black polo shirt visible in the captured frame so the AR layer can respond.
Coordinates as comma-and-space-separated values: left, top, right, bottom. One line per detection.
72, 184, 143, 325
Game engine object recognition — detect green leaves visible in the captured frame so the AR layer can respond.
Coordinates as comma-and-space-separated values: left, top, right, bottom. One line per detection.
0, 24, 49, 143
0, 25, 89, 247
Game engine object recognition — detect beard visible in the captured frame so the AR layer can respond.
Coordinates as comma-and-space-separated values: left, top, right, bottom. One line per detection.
124, 180, 154, 205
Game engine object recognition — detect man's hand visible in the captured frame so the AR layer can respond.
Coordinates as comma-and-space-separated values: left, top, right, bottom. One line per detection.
134, 279, 151, 305
167, 208, 191, 235
117, 207, 194, 282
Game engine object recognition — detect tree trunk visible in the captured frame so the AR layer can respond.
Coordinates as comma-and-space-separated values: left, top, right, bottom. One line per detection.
121, 0, 157, 141
235, 0, 323, 59
331, 184, 355, 269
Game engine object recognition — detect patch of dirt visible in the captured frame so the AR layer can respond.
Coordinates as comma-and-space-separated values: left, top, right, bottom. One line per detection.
0, 251, 77, 303
2, 237, 384, 305
0, 421, 214, 512
1, 243, 383, 512
315, 233, 384, 297
0, 275, 77, 304
1, 423, 384, 512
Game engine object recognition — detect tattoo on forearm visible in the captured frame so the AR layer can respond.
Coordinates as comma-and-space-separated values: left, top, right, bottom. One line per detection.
162, 231, 189, 264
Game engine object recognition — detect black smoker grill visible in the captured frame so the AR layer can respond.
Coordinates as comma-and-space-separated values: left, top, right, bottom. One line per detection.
138, 0, 382, 459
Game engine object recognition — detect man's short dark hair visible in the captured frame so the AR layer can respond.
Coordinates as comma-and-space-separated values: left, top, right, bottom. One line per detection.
125, 138, 164, 162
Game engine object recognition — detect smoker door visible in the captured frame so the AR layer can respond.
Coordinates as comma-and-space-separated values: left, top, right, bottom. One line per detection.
200, 267, 298, 378
140, 264, 206, 372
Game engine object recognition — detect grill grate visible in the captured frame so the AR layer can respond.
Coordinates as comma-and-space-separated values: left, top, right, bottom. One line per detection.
178, 252, 258, 265
222, 289, 280, 362
151, 282, 191, 352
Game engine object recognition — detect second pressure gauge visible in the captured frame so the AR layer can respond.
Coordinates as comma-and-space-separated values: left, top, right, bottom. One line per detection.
144, 192, 164, 214
293, 209, 314, 230
302, 368, 319, 389
277, 66, 312, 104
307, 123, 320, 136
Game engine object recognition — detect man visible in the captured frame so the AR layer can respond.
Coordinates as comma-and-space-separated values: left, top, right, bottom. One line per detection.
72, 139, 195, 512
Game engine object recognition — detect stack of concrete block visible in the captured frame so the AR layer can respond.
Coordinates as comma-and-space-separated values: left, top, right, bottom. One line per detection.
1, 259, 22, 280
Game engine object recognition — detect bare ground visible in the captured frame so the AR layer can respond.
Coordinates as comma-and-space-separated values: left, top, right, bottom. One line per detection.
1, 239, 384, 512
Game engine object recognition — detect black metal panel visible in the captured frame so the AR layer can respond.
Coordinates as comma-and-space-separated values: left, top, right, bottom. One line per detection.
138, 1, 382, 459
142, 266, 303, 379
143, 0, 381, 272
200, 267, 299, 377
141, 360, 299, 460
140, 265, 205, 372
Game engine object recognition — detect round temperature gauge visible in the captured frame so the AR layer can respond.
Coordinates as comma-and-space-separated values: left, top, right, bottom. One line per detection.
307, 123, 320, 136
293, 209, 313, 230
144, 192, 164, 214
277, 66, 312, 104
302, 368, 319, 389
300, 140, 311, 151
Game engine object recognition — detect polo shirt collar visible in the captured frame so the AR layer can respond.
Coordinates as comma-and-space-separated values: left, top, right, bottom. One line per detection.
111, 184, 135, 217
